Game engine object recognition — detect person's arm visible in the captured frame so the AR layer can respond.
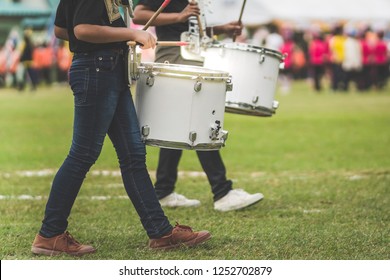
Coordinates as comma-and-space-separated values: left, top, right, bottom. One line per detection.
132, 3, 200, 26
54, 26, 69, 41
73, 24, 156, 49
208, 21, 243, 38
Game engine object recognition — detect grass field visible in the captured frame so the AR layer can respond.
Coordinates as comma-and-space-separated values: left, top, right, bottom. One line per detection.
0, 81, 389, 260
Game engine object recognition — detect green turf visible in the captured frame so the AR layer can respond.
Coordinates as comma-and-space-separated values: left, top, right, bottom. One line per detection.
0, 81, 389, 259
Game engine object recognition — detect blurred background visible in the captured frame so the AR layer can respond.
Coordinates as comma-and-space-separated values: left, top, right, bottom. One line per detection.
0, 0, 389, 92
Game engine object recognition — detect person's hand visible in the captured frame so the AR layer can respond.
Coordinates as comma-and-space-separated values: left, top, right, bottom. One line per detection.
133, 30, 156, 49
216, 21, 243, 37
177, 2, 200, 23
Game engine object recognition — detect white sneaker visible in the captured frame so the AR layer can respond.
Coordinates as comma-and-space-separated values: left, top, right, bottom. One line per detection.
159, 192, 201, 208
214, 189, 264, 212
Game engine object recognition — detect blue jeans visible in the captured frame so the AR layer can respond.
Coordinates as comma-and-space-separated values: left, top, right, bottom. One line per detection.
40, 50, 172, 239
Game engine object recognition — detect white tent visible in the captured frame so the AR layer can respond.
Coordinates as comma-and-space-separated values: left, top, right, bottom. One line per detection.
205, 0, 390, 27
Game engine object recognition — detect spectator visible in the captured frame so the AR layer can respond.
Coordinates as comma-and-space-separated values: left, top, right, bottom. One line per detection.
329, 25, 347, 92
18, 30, 38, 91
342, 29, 362, 91
308, 32, 328, 92
373, 31, 389, 90
56, 40, 73, 83
34, 42, 54, 86
279, 32, 295, 93
291, 31, 308, 80
360, 29, 376, 91
265, 23, 284, 51
0, 45, 6, 87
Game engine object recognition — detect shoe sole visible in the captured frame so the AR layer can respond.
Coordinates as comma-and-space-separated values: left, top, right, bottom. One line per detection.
215, 194, 264, 212
31, 246, 96, 256
150, 232, 212, 250
160, 203, 201, 208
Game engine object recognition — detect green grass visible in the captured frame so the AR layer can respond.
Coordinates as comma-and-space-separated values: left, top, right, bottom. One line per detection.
0, 82, 389, 260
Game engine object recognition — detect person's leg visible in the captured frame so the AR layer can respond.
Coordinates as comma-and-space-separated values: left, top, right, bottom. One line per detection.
27, 67, 38, 90
197, 152, 263, 212
39, 52, 120, 238
154, 148, 182, 199
331, 63, 338, 91
108, 78, 172, 238
196, 150, 232, 201
154, 148, 201, 207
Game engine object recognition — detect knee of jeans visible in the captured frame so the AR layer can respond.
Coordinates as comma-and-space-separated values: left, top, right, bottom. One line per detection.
119, 153, 147, 171
68, 148, 100, 168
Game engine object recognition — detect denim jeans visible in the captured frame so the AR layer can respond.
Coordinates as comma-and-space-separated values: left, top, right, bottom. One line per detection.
40, 50, 172, 239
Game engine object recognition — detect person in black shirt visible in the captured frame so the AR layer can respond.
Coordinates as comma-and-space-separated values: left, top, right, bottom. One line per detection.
31, 0, 211, 256
18, 31, 38, 91
133, 0, 264, 212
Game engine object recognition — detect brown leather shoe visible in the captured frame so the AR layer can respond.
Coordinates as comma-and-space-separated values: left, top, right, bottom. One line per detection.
31, 231, 96, 256
149, 223, 211, 249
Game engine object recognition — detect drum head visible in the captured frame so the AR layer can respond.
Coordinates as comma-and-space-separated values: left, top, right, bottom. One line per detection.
208, 42, 284, 62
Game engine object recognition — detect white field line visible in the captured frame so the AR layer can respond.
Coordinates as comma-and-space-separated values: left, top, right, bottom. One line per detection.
0, 194, 130, 201
0, 169, 373, 202
0, 169, 373, 180
0, 194, 329, 215
2, 169, 209, 178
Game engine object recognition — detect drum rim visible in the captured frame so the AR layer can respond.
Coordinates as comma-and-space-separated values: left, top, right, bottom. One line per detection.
139, 62, 231, 80
208, 42, 284, 61
225, 101, 276, 117
144, 139, 224, 150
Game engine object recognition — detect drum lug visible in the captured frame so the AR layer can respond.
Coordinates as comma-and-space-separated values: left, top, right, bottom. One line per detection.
141, 125, 150, 137
220, 130, 228, 146
226, 77, 233, 92
280, 53, 288, 69
259, 54, 265, 64
194, 80, 202, 92
146, 75, 155, 87
252, 96, 259, 104
189, 131, 197, 142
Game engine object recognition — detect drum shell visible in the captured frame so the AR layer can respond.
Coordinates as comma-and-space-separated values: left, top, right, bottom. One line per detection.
135, 63, 230, 150
203, 43, 283, 116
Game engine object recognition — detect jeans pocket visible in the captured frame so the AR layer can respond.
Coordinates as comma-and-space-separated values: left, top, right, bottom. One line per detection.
69, 68, 89, 105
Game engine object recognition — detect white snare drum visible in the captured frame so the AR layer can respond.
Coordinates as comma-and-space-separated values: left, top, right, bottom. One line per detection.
135, 62, 232, 150
203, 43, 284, 117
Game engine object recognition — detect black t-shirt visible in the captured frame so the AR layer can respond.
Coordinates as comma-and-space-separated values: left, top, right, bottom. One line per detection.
55, 0, 127, 53
137, 0, 188, 41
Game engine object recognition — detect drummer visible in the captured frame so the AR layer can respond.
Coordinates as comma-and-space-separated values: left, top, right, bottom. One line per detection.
31, 0, 211, 256
133, 0, 264, 211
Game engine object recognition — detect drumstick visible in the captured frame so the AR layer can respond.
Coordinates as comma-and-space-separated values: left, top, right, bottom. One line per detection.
142, 0, 171, 31
127, 41, 189, 47
232, 0, 247, 42
196, 15, 205, 38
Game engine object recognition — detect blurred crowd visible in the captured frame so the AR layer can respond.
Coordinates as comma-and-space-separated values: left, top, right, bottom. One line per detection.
234, 22, 390, 93
0, 29, 72, 91
1, 23, 389, 94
